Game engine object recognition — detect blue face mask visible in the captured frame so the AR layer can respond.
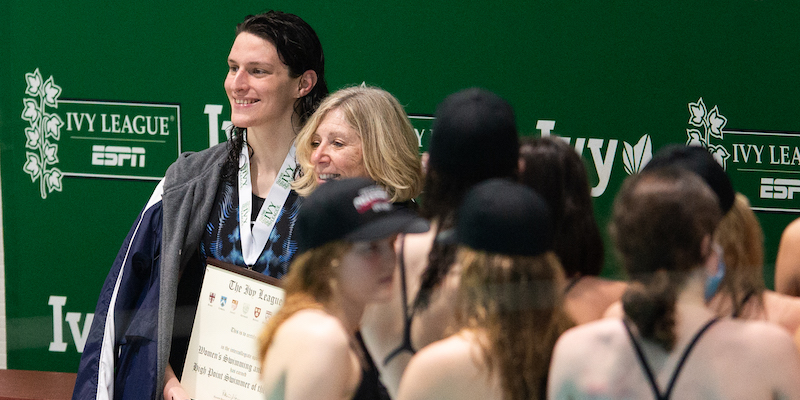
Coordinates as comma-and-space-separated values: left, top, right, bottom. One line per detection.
705, 249, 726, 301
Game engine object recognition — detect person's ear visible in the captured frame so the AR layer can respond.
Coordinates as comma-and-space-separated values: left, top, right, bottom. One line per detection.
297, 70, 318, 98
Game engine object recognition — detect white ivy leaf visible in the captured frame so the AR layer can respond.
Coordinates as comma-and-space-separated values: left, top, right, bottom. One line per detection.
707, 105, 727, 140
25, 69, 43, 97
686, 128, 706, 147
45, 168, 64, 193
44, 141, 59, 164
24, 127, 41, 149
688, 98, 707, 127
708, 144, 731, 171
42, 76, 62, 108
44, 114, 64, 140
21, 98, 40, 123
622, 134, 653, 175
23, 153, 41, 181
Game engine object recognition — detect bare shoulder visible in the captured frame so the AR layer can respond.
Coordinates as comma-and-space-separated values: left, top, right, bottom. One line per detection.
712, 318, 799, 359
398, 333, 491, 400
762, 290, 800, 333
274, 309, 351, 350
781, 217, 800, 241
556, 318, 626, 349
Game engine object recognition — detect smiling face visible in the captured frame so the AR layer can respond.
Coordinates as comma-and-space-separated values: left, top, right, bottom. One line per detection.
337, 237, 397, 305
309, 108, 369, 184
224, 32, 301, 130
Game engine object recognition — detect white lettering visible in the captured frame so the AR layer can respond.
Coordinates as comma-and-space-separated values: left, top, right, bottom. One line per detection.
414, 128, 427, 148
536, 120, 556, 137
205, 104, 224, 147
587, 138, 618, 197
65, 312, 94, 353
91, 145, 146, 167
48, 296, 68, 352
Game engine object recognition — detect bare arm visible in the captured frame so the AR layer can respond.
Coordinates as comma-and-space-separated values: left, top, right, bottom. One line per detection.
775, 218, 800, 296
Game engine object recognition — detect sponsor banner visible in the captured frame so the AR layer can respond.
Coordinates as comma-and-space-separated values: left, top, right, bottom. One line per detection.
684, 98, 800, 213
21, 68, 180, 201
57, 100, 180, 181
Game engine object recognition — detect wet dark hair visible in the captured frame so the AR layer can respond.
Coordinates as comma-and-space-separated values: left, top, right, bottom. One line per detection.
222, 10, 329, 182
518, 136, 604, 277
612, 167, 721, 350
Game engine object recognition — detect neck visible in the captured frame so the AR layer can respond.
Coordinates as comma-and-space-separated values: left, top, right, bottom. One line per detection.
326, 293, 365, 335
245, 122, 297, 197
674, 268, 717, 335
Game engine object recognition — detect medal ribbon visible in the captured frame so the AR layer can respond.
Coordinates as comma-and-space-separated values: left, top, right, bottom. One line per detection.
238, 131, 296, 267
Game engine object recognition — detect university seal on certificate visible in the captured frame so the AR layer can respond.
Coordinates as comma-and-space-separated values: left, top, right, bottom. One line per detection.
181, 259, 285, 400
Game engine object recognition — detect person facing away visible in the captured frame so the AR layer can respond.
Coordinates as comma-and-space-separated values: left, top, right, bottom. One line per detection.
709, 193, 800, 338
359, 88, 521, 398
548, 167, 800, 400
257, 178, 428, 400
73, 10, 327, 400
519, 136, 626, 325
397, 179, 573, 400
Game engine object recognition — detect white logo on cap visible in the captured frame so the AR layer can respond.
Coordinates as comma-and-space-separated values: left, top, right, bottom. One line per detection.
353, 186, 392, 214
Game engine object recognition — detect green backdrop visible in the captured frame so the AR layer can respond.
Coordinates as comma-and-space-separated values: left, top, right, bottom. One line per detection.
2, 0, 799, 372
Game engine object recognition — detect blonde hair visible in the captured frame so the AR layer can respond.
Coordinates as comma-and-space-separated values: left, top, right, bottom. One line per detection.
293, 86, 423, 202
258, 241, 351, 364
456, 247, 573, 400
714, 193, 765, 316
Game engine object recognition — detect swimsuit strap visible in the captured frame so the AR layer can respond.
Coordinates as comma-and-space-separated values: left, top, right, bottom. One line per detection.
623, 317, 719, 400
383, 234, 417, 365
563, 275, 584, 295
732, 290, 756, 318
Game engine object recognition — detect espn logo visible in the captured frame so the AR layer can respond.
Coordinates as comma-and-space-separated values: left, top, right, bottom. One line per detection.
760, 178, 800, 200
91, 145, 146, 167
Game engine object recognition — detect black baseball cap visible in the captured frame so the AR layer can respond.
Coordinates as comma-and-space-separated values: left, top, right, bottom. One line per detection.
296, 178, 430, 253
447, 179, 554, 257
643, 144, 735, 214
427, 88, 519, 180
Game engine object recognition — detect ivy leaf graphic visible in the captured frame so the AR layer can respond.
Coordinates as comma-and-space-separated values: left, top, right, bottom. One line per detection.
21, 99, 40, 123
24, 127, 41, 150
44, 114, 64, 140
622, 134, 653, 175
44, 141, 59, 164
688, 98, 707, 127
45, 169, 64, 193
25, 69, 43, 97
708, 144, 731, 170
23, 153, 41, 181
686, 129, 706, 147
42, 76, 62, 108
706, 106, 727, 139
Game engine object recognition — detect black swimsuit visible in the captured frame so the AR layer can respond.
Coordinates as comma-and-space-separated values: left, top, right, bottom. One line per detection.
623, 317, 719, 400
383, 235, 417, 365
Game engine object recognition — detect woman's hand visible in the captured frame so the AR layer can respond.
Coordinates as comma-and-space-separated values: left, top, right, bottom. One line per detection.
163, 363, 191, 400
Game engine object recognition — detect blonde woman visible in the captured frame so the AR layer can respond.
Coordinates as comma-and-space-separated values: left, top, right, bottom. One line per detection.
397, 179, 573, 400
293, 85, 423, 203
258, 178, 428, 400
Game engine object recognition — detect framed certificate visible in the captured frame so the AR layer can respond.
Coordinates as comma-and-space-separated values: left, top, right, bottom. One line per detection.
181, 259, 285, 400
